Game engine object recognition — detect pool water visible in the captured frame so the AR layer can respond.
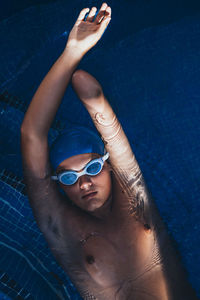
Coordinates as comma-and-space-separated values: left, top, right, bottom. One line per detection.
0, 0, 200, 299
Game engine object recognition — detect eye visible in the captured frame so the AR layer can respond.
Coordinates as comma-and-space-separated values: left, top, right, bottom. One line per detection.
86, 162, 102, 175
61, 173, 77, 185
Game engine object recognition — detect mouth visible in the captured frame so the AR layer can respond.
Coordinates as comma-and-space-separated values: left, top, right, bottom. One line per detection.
82, 191, 98, 200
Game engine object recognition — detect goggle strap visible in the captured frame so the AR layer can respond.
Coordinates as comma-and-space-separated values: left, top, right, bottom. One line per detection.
102, 152, 109, 162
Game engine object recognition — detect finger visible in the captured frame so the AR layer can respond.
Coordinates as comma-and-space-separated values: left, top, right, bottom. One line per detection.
94, 3, 108, 24
99, 13, 111, 34
100, 2, 108, 10
105, 6, 112, 18
86, 7, 97, 22
98, 6, 111, 23
76, 7, 90, 23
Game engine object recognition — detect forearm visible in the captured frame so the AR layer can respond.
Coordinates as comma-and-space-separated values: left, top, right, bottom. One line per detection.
72, 76, 139, 179
21, 48, 83, 138
85, 96, 141, 181
72, 70, 141, 182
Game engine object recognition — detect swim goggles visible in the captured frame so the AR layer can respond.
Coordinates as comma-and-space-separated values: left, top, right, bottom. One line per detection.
51, 152, 109, 185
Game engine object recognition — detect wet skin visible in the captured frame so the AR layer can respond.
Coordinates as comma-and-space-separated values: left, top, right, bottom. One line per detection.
45, 154, 196, 300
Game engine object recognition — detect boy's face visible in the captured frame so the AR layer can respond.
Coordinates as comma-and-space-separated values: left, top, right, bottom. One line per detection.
56, 153, 112, 212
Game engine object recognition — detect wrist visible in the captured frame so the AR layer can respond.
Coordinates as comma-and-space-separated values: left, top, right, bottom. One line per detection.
63, 44, 85, 60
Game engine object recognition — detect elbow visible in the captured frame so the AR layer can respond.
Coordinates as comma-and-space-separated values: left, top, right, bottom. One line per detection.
20, 122, 27, 136
20, 122, 39, 141
21, 117, 44, 140
72, 69, 104, 101
21, 121, 47, 145
20, 122, 28, 139
20, 121, 32, 139
20, 126, 34, 144
20, 114, 31, 135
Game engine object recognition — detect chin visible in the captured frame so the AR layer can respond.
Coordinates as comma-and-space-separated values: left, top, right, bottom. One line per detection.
86, 199, 105, 212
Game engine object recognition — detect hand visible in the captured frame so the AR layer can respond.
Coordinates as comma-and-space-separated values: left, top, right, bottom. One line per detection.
65, 3, 111, 56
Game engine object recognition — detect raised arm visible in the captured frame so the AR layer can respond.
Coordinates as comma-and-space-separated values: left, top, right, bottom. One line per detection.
71, 70, 159, 226
20, 4, 112, 231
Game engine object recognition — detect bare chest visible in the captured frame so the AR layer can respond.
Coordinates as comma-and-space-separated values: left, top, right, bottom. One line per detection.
68, 214, 155, 289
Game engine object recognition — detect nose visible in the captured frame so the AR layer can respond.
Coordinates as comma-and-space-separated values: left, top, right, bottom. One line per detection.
79, 175, 93, 190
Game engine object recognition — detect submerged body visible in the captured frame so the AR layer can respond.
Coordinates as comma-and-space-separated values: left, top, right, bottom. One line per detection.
24, 99, 197, 299
20, 3, 197, 299
38, 117, 196, 300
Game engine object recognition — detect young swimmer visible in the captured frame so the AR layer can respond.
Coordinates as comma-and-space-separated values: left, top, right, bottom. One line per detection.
21, 3, 198, 299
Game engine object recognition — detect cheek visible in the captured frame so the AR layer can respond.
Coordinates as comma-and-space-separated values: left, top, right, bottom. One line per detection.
94, 170, 112, 193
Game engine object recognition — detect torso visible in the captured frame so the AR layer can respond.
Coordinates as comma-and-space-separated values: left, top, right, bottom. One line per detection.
48, 176, 197, 300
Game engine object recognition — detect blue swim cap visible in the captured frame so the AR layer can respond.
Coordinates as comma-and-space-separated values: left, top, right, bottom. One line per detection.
50, 126, 105, 170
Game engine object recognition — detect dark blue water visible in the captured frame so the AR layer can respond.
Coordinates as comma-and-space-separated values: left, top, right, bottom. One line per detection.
0, 0, 200, 299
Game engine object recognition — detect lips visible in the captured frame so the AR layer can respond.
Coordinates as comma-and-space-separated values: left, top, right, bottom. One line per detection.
82, 191, 97, 200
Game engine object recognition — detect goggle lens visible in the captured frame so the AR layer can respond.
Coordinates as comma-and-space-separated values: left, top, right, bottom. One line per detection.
86, 161, 102, 175
60, 173, 77, 185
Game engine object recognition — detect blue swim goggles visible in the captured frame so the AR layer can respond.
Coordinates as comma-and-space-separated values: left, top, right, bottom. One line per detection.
51, 152, 109, 185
